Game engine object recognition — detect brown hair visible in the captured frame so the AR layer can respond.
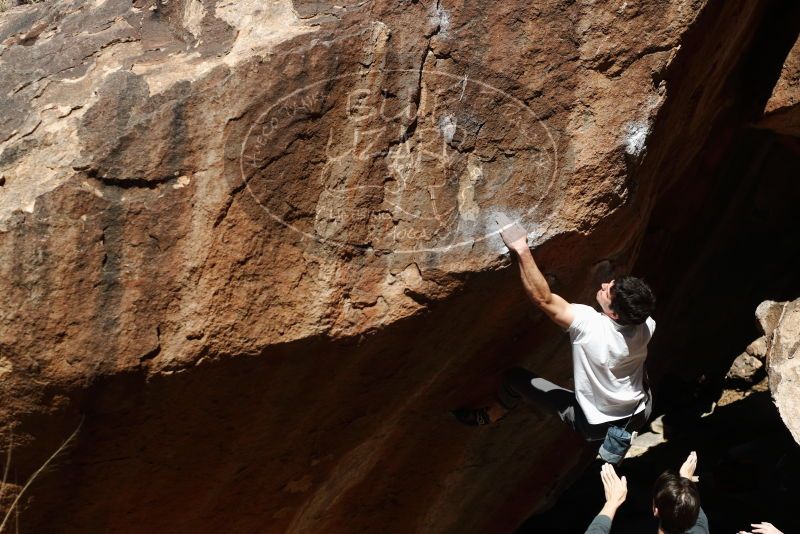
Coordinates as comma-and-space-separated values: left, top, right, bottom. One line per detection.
653, 470, 700, 533
610, 276, 656, 325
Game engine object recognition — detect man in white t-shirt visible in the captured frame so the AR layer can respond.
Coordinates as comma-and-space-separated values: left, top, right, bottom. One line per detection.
454, 217, 656, 441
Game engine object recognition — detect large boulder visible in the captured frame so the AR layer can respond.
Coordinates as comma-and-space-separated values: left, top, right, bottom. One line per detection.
755, 300, 800, 445
0, 0, 797, 532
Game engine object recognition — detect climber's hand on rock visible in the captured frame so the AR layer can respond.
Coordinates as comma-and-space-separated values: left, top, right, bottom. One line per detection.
600, 463, 627, 508
496, 213, 528, 253
679, 450, 699, 482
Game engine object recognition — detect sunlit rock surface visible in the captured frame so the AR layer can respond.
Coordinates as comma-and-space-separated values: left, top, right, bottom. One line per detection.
755, 300, 800, 446
760, 33, 800, 136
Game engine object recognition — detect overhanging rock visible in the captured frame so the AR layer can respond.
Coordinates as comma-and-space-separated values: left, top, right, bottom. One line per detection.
1, 1, 798, 532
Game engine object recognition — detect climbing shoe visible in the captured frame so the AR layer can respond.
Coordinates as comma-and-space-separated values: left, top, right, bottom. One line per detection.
452, 407, 492, 426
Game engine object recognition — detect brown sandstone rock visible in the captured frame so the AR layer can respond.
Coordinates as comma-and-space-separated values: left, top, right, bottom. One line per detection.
746, 336, 769, 359
757, 300, 787, 334
760, 34, 800, 136
755, 299, 800, 446
726, 352, 764, 385
0, 0, 797, 532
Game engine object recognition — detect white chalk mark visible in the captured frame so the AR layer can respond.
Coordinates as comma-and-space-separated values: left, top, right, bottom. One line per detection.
438, 115, 456, 143
457, 156, 482, 221
624, 120, 650, 157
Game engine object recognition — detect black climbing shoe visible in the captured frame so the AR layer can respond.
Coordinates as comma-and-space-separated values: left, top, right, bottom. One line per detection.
452, 407, 492, 426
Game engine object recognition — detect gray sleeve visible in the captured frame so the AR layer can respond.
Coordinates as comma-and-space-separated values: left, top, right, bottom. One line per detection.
688, 507, 709, 534
584, 514, 612, 534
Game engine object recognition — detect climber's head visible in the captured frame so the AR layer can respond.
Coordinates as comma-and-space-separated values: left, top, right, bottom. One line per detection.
652, 470, 700, 534
596, 276, 655, 325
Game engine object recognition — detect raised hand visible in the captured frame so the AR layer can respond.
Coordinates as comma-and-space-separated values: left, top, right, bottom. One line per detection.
738, 522, 784, 534
600, 463, 627, 508
679, 450, 699, 482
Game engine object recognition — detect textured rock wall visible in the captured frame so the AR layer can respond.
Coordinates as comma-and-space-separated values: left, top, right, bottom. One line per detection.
0, 1, 798, 532
754, 300, 800, 445
760, 34, 800, 136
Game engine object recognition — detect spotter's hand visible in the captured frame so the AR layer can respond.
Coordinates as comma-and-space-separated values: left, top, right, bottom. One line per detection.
679, 451, 699, 482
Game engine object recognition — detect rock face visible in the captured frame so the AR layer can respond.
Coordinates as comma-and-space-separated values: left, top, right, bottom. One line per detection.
754, 300, 800, 445
0, 1, 798, 532
725, 351, 765, 387
760, 34, 800, 136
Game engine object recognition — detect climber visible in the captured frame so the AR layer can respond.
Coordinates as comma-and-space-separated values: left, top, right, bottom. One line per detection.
584, 451, 709, 533
454, 214, 656, 449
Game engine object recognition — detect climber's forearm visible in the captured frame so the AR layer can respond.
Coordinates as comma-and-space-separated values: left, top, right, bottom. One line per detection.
512, 247, 574, 329
514, 248, 552, 305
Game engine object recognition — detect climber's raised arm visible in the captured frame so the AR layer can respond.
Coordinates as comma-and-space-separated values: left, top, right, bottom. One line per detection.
497, 215, 574, 329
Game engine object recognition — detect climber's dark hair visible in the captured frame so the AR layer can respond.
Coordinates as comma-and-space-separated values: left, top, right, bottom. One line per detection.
610, 276, 655, 325
653, 470, 700, 534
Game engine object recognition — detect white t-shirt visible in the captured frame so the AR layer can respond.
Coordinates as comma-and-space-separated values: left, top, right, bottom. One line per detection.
566, 303, 655, 424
